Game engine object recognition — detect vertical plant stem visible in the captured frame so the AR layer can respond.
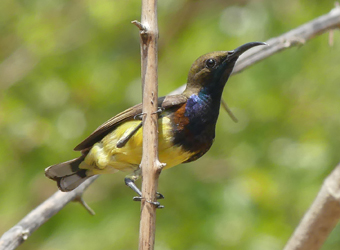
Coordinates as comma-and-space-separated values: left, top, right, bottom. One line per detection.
136, 0, 160, 249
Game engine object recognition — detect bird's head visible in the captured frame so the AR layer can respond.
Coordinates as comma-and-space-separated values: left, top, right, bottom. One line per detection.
184, 42, 266, 96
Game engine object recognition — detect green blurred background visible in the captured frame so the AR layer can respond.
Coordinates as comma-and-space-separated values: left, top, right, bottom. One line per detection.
1, 0, 340, 249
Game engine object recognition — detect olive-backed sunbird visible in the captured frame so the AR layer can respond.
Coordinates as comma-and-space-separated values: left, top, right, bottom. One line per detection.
45, 42, 266, 198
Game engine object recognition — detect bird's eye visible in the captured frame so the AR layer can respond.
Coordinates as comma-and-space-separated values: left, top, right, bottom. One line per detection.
205, 59, 216, 68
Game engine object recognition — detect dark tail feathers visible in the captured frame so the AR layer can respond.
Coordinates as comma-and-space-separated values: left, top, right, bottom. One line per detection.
45, 155, 91, 192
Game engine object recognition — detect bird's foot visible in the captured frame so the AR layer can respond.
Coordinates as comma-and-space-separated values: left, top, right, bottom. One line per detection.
133, 196, 164, 209
125, 176, 165, 208
134, 107, 164, 120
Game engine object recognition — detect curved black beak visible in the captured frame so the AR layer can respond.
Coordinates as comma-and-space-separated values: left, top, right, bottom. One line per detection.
228, 42, 267, 60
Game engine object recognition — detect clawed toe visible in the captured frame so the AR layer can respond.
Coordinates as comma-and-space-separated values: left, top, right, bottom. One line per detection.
125, 176, 164, 208
133, 196, 142, 202
133, 196, 164, 209
156, 192, 165, 200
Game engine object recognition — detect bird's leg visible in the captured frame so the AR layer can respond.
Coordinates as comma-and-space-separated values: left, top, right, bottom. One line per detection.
125, 177, 142, 196
116, 121, 143, 148
125, 169, 164, 208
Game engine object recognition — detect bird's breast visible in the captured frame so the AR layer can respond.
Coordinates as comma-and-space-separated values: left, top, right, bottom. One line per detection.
170, 95, 219, 160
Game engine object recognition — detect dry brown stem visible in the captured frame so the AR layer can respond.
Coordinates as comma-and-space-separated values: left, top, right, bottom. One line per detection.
136, 0, 161, 249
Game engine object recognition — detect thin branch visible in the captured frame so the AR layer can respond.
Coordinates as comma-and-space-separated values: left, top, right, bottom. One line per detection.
221, 99, 238, 123
137, 0, 161, 249
0, 176, 98, 250
1, 6, 340, 249
283, 163, 340, 250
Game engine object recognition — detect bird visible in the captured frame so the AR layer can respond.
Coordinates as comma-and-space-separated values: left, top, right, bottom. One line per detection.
45, 42, 266, 206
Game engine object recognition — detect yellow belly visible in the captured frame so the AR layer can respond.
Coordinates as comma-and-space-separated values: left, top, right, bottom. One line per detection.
80, 117, 194, 175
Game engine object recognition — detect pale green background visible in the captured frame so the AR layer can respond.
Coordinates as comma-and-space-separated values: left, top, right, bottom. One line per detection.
1, 0, 340, 249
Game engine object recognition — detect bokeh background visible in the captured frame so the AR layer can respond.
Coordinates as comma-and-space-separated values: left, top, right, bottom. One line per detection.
1, 0, 340, 249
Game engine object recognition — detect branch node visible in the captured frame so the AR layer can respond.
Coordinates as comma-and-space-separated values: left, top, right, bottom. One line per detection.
156, 161, 166, 171
21, 229, 29, 241
74, 196, 96, 216
282, 37, 306, 48
131, 20, 147, 34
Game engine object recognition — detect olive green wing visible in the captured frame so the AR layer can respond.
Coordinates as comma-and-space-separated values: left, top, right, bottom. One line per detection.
73, 94, 187, 151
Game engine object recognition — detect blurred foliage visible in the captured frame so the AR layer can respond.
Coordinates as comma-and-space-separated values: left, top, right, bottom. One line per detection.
1, 0, 340, 249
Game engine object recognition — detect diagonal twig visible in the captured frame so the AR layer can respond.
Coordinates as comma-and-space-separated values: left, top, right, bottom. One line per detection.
0, 176, 98, 250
